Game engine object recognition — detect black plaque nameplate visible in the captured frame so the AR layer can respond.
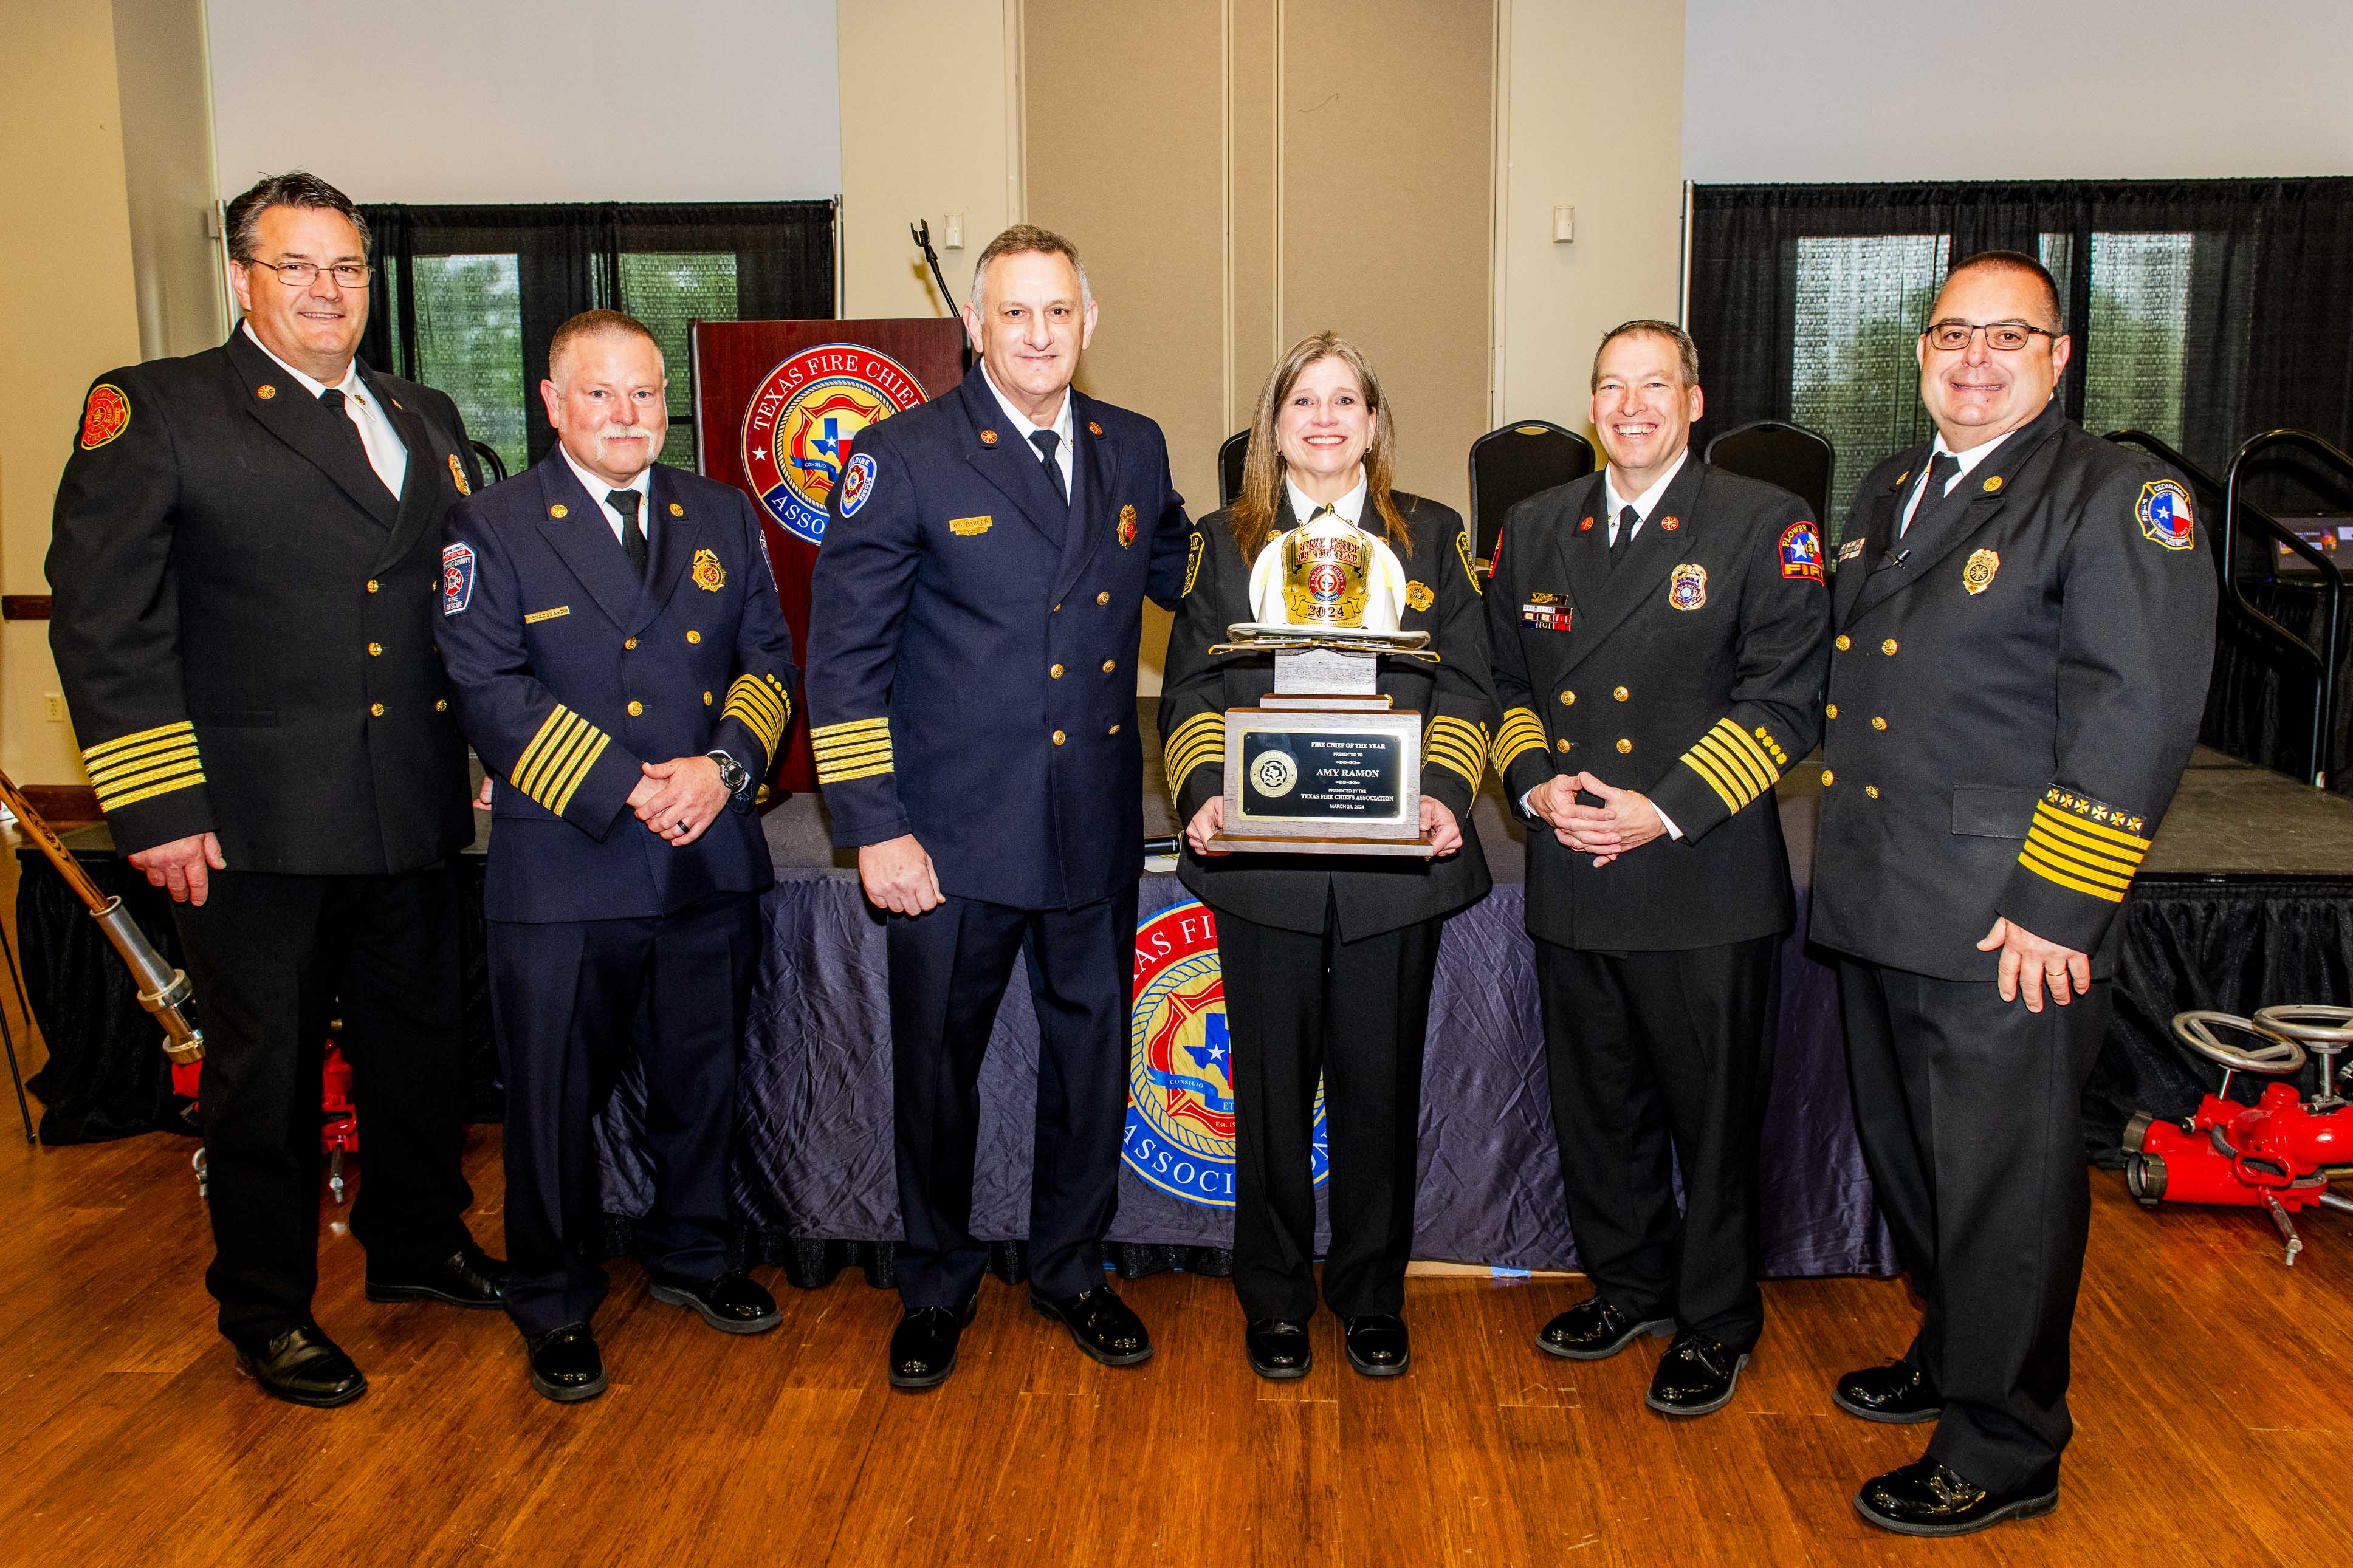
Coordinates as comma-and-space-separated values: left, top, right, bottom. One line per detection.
1239, 731, 1403, 820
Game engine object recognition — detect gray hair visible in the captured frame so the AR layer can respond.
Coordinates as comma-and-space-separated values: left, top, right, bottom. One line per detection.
1592, 319, 1700, 392
969, 223, 1093, 314
225, 171, 371, 262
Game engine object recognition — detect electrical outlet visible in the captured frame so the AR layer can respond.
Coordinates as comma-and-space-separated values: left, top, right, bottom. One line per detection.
44, 694, 64, 722
943, 213, 966, 250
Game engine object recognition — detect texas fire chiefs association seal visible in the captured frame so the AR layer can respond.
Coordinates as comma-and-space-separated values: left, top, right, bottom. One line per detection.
1125, 899, 1327, 1208
740, 343, 929, 547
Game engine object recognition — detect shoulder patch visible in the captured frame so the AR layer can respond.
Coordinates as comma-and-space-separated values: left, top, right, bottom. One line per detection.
1454, 530, 1483, 594
839, 451, 877, 518
1183, 531, 1204, 597
442, 542, 475, 615
1778, 520, 1824, 581
79, 383, 130, 450
2137, 479, 2194, 550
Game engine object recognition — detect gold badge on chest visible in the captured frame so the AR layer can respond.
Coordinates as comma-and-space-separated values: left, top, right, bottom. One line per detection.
1962, 548, 2001, 595
1405, 580, 1434, 613
447, 453, 470, 495
1118, 503, 1138, 548
692, 549, 724, 591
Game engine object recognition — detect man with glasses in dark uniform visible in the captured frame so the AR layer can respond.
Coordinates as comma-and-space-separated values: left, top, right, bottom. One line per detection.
49, 172, 504, 1409
1810, 251, 2214, 1535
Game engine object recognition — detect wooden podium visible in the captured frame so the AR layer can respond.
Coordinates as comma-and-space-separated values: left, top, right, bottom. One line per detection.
692, 318, 965, 792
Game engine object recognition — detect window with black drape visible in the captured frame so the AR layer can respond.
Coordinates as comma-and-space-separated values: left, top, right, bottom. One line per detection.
357, 200, 837, 476
1687, 178, 2353, 539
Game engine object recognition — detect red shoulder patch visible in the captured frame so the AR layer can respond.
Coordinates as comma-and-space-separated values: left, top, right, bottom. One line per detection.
78, 383, 130, 450
1779, 520, 1824, 581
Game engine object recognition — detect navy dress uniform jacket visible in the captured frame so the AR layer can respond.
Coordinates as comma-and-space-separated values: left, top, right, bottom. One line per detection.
805, 365, 1190, 911
439, 453, 799, 923
1487, 460, 1832, 951
1159, 495, 1495, 941
1808, 400, 2216, 980
48, 329, 479, 871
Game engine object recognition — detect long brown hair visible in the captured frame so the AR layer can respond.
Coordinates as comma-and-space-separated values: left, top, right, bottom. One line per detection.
1229, 331, 1410, 563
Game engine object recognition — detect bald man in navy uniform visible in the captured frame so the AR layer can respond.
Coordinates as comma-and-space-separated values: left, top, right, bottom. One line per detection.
805, 224, 1190, 1389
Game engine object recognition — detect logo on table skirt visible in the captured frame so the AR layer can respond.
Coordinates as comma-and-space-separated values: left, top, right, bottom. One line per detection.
741, 344, 929, 546
1125, 899, 1327, 1208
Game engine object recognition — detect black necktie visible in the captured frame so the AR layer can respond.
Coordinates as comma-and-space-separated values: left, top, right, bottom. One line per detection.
1029, 429, 1068, 505
1610, 504, 1640, 567
609, 488, 648, 579
1900, 452, 1965, 543
317, 388, 379, 484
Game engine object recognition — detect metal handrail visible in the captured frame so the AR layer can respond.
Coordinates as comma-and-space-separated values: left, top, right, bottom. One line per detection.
2223, 430, 2349, 787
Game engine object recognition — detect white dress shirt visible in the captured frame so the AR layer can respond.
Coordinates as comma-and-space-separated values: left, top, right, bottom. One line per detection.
560, 445, 656, 547
1602, 448, 1690, 546
1285, 469, 1368, 525
1900, 423, 2021, 533
243, 320, 408, 497
980, 361, 1076, 495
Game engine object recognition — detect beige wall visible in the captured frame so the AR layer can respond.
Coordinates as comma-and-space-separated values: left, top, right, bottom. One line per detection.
0, 5, 145, 786
113, 0, 224, 362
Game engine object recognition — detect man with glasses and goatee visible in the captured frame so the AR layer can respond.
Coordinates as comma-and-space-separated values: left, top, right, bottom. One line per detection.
49, 171, 505, 1409
1810, 251, 2214, 1535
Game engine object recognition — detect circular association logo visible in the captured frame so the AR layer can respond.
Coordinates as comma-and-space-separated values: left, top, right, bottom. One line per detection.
1249, 750, 1299, 797
740, 344, 929, 546
1126, 899, 1327, 1208
1307, 561, 1347, 602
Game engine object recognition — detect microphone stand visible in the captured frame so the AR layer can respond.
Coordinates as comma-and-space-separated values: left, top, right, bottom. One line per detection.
910, 220, 959, 315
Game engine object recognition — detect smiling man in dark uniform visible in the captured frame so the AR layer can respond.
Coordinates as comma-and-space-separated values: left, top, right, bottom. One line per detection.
47, 172, 504, 1408
1487, 320, 1829, 1419
805, 224, 1190, 1388
1810, 252, 2216, 1535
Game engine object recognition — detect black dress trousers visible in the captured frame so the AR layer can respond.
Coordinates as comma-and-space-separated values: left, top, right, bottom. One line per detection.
171, 865, 475, 1346
1533, 934, 1779, 1352
489, 891, 758, 1337
1217, 903, 1440, 1323
884, 887, 1138, 1310
1839, 959, 2111, 1495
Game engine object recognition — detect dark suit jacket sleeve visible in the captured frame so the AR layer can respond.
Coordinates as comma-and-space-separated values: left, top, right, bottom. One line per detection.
711, 491, 800, 808
46, 369, 217, 854
438, 500, 646, 840
804, 434, 921, 847
1157, 522, 1230, 824
1483, 501, 1554, 818
1417, 509, 1495, 821
1994, 463, 2217, 951
1647, 496, 1831, 843
1142, 426, 1193, 609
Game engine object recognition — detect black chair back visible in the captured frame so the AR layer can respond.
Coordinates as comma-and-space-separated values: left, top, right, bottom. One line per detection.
1468, 421, 1595, 569
1218, 430, 1251, 508
469, 439, 509, 486
1703, 420, 1835, 518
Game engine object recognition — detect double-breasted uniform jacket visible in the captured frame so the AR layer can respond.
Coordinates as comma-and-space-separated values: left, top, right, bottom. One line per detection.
49, 329, 478, 871
803, 365, 1190, 911
1487, 459, 1832, 952
1807, 400, 2216, 979
1159, 495, 1495, 939
439, 453, 800, 923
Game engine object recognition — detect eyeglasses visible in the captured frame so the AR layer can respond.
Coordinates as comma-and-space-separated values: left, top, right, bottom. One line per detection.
1922, 319, 2057, 352
243, 258, 373, 289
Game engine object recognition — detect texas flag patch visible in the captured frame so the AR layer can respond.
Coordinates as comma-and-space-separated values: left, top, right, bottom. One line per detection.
1779, 521, 1825, 581
442, 542, 475, 615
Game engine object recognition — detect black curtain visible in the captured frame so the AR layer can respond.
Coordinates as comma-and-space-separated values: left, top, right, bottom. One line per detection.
357, 200, 834, 467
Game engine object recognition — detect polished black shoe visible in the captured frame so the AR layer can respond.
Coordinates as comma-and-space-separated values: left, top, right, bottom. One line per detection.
1645, 1330, 1749, 1416
1245, 1318, 1312, 1380
650, 1269, 781, 1334
888, 1295, 979, 1390
1536, 1296, 1674, 1361
526, 1322, 607, 1403
1031, 1286, 1153, 1367
1854, 1458, 2058, 1537
365, 1242, 510, 1309
234, 1323, 366, 1408
1343, 1314, 1410, 1377
1833, 1360, 1943, 1424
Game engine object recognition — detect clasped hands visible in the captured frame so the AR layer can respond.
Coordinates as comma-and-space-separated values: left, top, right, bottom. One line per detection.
1526, 773, 1666, 867
474, 756, 730, 847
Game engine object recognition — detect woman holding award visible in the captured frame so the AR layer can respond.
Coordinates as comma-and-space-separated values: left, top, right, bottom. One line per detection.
1159, 332, 1496, 1380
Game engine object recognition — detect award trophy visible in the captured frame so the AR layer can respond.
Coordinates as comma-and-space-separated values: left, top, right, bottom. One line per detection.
1205, 509, 1437, 857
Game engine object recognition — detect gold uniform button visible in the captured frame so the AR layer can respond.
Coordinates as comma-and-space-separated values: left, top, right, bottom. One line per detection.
369, 702, 385, 717
1821, 769, 1835, 786
365, 579, 380, 594
1052, 730, 1067, 745
1613, 686, 1629, 702
1051, 663, 1065, 679
1865, 784, 1881, 798
1560, 691, 1575, 706
628, 700, 644, 716
1555, 739, 1572, 753
1102, 659, 1117, 674
1881, 638, 1898, 656
1108, 723, 1121, 735
623, 637, 637, 651
435, 699, 448, 712
1053, 602, 1062, 612
1835, 634, 1852, 651
686, 630, 701, 644
1826, 703, 1839, 719
703, 691, 713, 705
1096, 591, 1111, 606
1872, 716, 1888, 730
367, 642, 383, 656
1615, 738, 1632, 754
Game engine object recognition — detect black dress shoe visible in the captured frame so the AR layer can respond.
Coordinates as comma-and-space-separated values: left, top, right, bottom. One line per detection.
1854, 1458, 2058, 1536
365, 1242, 509, 1309
889, 1295, 979, 1390
1031, 1286, 1153, 1367
1536, 1296, 1674, 1361
1833, 1360, 1943, 1423
234, 1324, 366, 1408
1245, 1318, 1312, 1380
526, 1323, 607, 1403
1646, 1330, 1749, 1416
1343, 1314, 1410, 1377
650, 1269, 781, 1334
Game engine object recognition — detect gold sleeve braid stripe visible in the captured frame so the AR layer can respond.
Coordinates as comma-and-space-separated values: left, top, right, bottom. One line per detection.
1491, 707, 1548, 779
1679, 718, 1784, 814
510, 704, 611, 816
722, 674, 791, 767
82, 720, 205, 813
1423, 715, 1489, 789
1163, 711, 1226, 792
811, 716, 893, 785
2018, 793, 2151, 904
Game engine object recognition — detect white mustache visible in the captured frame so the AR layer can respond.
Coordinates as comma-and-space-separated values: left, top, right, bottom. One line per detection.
591, 424, 657, 445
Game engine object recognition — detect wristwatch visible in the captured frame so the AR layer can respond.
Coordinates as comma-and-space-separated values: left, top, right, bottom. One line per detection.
706, 750, 751, 796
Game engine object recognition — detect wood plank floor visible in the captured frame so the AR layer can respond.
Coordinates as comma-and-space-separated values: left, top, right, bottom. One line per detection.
0, 836, 2346, 1565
